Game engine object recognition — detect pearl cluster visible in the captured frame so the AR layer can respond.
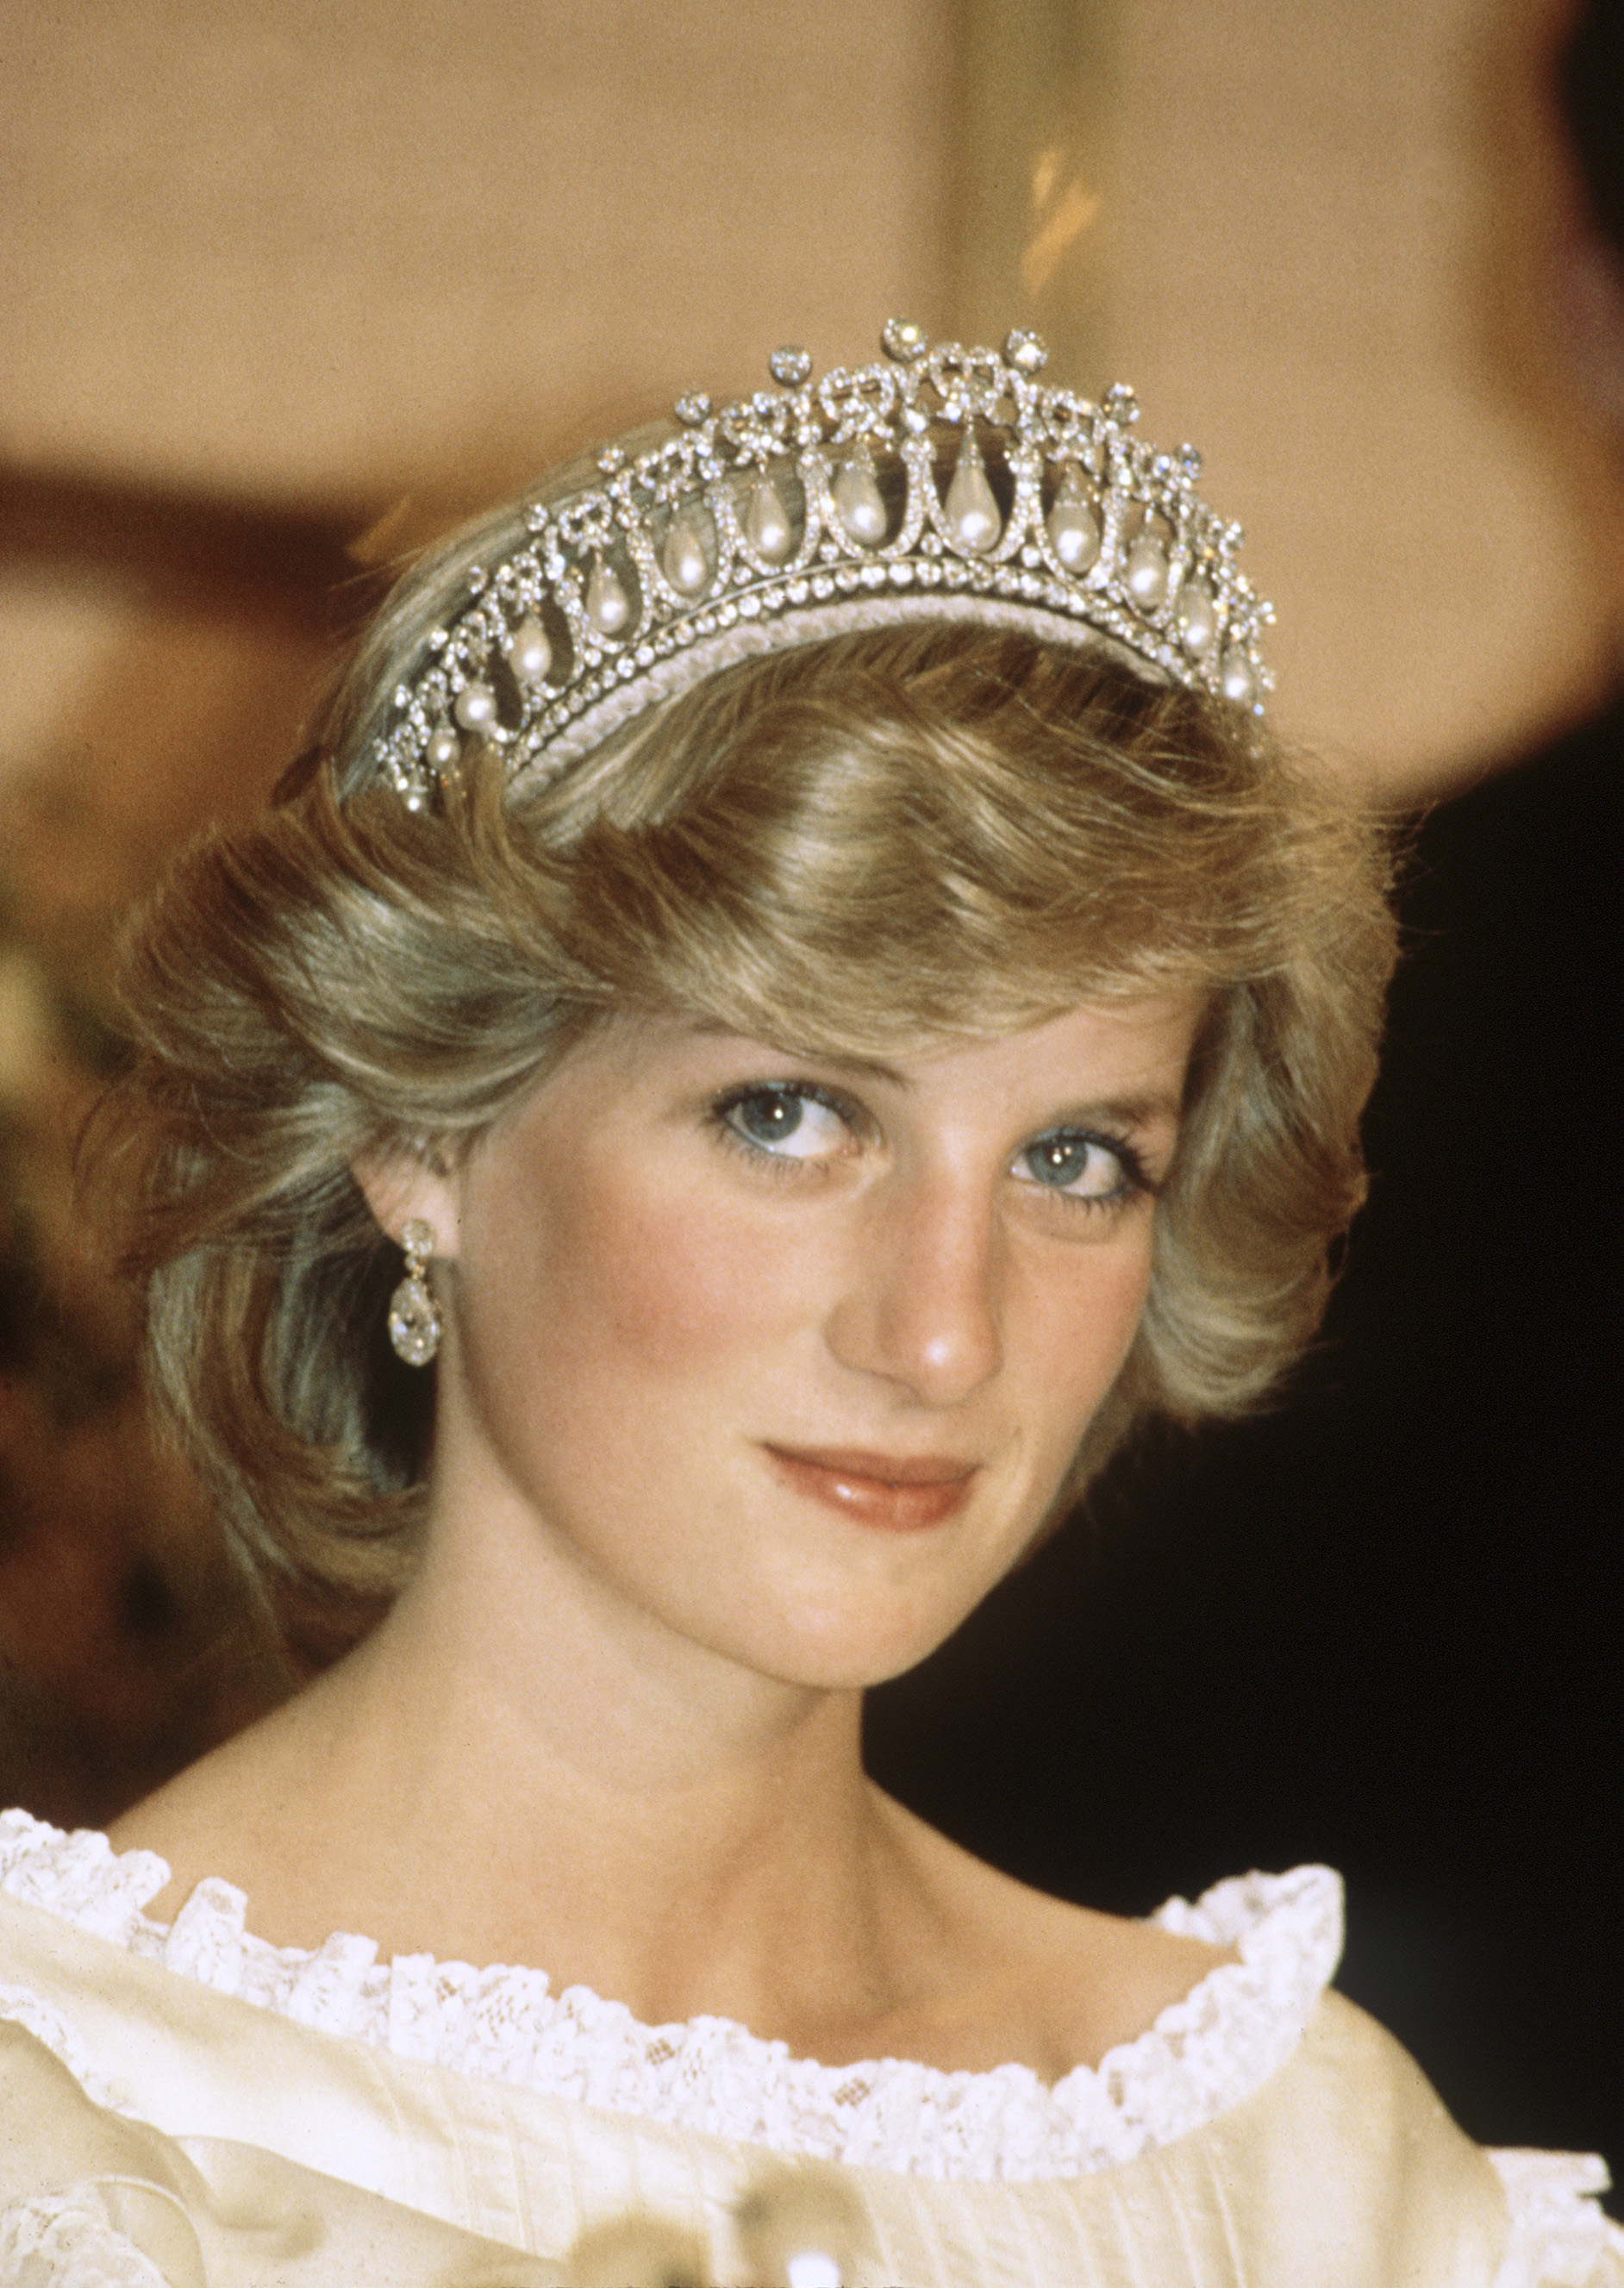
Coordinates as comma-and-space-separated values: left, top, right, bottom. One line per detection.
367, 321, 1273, 810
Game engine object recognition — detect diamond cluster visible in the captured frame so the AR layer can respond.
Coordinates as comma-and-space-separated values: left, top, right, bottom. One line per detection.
367, 323, 1274, 809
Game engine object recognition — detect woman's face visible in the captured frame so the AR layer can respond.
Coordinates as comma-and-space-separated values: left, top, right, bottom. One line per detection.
403, 997, 1201, 1691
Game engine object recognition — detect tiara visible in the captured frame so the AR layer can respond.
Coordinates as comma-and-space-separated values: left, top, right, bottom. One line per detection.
365, 319, 1274, 809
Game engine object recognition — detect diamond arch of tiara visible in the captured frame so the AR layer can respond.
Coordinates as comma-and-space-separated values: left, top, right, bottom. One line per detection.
367, 319, 1274, 810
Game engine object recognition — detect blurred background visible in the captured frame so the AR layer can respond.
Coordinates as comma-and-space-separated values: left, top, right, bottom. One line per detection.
2, 0, 1618, 2206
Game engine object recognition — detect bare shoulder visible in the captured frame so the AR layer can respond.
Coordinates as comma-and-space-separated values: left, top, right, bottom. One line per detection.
873, 1793, 1239, 2084
105, 1692, 320, 1930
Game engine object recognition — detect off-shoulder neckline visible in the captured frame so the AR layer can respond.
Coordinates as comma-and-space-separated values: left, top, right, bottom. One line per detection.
0, 1806, 1343, 2180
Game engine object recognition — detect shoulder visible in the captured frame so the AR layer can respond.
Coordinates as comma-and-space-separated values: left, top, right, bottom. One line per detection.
875, 1800, 1323, 2085
102, 1684, 347, 1936
1231, 1992, 1624, 2284
1030, 1891, 1237, 2072
968, 1849, 1348, 2085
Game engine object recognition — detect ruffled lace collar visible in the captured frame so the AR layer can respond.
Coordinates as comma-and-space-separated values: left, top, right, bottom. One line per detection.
0, 1807, 1340, 2182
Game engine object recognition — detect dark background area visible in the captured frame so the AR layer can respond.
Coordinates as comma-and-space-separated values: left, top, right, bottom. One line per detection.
871, 705, 1622, 2210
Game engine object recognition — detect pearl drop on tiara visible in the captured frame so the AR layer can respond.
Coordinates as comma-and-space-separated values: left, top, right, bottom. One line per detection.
364, 322, 1273, 811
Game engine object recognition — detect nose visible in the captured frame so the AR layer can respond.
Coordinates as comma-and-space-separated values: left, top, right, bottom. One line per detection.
824, 1171, 1003, 1407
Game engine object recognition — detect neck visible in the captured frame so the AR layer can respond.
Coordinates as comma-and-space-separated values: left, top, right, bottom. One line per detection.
230, 1489, 917, 2047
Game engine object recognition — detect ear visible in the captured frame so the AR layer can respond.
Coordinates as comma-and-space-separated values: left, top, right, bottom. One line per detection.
352, 1147, 462, 1260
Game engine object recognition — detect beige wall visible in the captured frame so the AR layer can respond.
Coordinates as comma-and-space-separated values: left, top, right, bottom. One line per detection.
3, 0, 953, 509
956, 0, 1621, 793
0, 0, 956, 951
1109, 0, 1620, 791
3, 0, 1616, 817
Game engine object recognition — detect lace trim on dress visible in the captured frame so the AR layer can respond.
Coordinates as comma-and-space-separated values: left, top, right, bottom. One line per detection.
0, 2187, 172, 2288
0, 1810, 1337, 2179
1, 1804, 1619, 2274
1489, 2152, 1624, 2287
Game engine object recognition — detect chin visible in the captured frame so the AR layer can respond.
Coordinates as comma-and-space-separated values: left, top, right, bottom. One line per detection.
739, 1586, 980, 1696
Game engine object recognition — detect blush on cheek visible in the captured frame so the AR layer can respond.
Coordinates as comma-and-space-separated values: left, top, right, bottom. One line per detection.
547, 1174, 809, 1372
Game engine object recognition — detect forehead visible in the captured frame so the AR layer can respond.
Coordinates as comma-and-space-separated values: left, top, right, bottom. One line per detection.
563, 996, 1204, 1105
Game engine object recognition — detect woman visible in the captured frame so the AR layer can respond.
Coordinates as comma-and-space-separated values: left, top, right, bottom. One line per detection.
2, 324, 1616, 2285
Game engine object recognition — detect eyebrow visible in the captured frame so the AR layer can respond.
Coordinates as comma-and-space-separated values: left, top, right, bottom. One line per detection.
1044, 1091, 1186, 1135
686, 1025, 1184, 1130
685, 1021, 910, 1090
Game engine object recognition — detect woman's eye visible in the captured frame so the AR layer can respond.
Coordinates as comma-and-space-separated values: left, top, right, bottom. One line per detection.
1015, 1132, 1137, 1201
719, 1087, 853, 1161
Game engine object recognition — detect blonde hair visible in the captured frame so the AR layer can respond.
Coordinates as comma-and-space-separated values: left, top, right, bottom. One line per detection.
100, 597, 1395, 1647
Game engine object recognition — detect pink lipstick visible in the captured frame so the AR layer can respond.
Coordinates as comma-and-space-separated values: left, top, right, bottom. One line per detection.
763, 1445, 978, 1530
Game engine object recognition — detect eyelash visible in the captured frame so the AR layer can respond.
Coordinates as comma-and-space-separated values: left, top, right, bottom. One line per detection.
1021, 1129, 1153, 1211
709, 1082, 863, 1179
708, 1083, 1155, 1212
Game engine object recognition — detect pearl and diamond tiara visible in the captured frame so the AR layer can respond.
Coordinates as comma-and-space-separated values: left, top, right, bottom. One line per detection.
365, 319, 1273, 810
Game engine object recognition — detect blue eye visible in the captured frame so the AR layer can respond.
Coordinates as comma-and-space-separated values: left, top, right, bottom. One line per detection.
716, 1085, 853, 1162
1015, 1131, 1138, 1201
733, 1091, 803, 1144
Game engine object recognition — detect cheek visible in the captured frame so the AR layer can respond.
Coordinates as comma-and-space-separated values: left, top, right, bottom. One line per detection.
588, 1193, 793, 1369
1093, 1241, 1155, 1360
1103, 1243, 1155, 1347
472, 1147, 815, 1386
1021, 1235, 1155, 1428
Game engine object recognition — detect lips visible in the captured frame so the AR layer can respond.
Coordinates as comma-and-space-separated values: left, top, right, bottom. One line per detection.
762, 1444, 979, 1530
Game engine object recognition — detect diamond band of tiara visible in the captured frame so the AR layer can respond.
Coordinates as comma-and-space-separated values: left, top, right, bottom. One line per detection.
365, 319, 1274, 810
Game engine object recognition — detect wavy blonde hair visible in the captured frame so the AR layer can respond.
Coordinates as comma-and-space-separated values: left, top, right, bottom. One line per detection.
98, 597, 1395, 1649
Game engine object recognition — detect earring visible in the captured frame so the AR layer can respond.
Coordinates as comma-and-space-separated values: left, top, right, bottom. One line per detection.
387, 1217, 441, 1365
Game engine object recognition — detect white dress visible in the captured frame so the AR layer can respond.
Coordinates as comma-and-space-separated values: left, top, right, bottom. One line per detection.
0, 1809, 1617, 2285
